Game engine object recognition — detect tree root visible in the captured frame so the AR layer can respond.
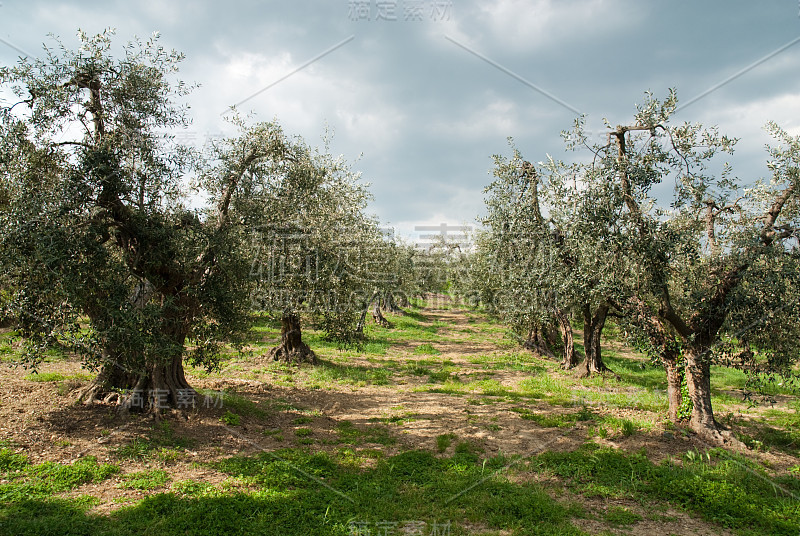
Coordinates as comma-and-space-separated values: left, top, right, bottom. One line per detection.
269, 342, 317, 365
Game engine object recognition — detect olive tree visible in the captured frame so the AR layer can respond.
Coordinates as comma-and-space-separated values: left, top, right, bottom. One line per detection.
478, 147, 625, 374
0, 30, 379, 408
237, 125, 381, 361
570, 91, 800, 443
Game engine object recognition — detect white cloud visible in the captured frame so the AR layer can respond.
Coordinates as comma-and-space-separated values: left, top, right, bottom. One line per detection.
698, 92, 800, 148
476, 0, 637, 51
430, 96, 519, 139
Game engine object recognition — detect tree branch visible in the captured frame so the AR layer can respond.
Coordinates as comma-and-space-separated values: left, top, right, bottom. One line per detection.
761, 183, 795, 246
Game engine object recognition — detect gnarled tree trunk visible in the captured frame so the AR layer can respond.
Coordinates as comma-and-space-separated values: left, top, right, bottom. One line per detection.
580, 303, 615, 377
523, 325, 555, 358
270, 311, 316, 364
371, 301, 391, 327
684, 345, 721, 441
555, 309, 577, 369
381, 291, 403, 314
76, 285, 198, 412
396, 292, 410, 308
664, 352, 683, 423
77, 353, 196, 412
356, 291, 378, 335
683, 344, 744, 447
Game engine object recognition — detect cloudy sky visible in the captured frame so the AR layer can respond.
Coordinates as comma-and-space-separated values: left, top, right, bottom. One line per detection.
2, 0, 799, 240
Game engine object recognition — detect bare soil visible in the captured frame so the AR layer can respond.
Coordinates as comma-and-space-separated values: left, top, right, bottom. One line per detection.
1, 297, 796, 535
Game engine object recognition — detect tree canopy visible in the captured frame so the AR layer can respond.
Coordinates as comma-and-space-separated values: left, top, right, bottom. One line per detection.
460, 91, 800, 443
0, 30, 386, 409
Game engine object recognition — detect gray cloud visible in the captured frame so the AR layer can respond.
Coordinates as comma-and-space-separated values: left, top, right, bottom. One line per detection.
2, 0, 799, 232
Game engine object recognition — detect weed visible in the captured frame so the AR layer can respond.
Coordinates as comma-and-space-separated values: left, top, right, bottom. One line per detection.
621, 419, 638, 437
220, 411, 240, 426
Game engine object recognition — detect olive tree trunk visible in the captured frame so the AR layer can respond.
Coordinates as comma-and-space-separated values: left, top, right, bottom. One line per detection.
664, 353, 683, 423
580, 303, 615, 377
269, 312, 317, 364
522, 325, 555, 358
555, 308, 577, 369
684, 345, 722, 441
76, 286, 198, 411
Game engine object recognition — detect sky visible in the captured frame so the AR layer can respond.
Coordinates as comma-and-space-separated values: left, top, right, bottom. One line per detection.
2, 0, 800, 243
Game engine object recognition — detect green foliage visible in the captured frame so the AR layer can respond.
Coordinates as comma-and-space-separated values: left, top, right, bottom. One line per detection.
220, 411, 241, 426
678, 374, 693, 421
0, 448, 29, 472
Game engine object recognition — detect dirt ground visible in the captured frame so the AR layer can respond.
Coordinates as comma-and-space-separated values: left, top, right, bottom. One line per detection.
1, 298, 797, 535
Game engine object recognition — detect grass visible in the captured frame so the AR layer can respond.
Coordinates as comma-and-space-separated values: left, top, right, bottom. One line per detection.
533, 442, 800, 535
436, 433, 457, 453
336, 421, 396, 446
307, 359, 392, 387
24, 371, 92, 382
119, 469, 170, 490
412, 343, 441, 355
2, 300, 799, 536
0, 449, 119, 503
603, 506, 642, 526
168, 448, 583, 536
113, 421, 194, 461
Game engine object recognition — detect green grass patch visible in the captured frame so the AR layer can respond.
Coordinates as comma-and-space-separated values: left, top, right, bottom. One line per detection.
436, 433, 457, 453
172, 479, 217, 497
119, 469, 170, 490
533, 442, 800, 535
220, 410, 241, 426
603, 506, 642, 526
336, 421, 396, 446
0, 451, 119, 502
412, 343, 441, 355
24, 371, 94, 383
113, 422, 194, 461
306, 360, 391, 387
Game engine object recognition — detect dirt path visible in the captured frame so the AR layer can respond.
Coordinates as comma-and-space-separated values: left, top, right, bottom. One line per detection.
0, 298, 791, 535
